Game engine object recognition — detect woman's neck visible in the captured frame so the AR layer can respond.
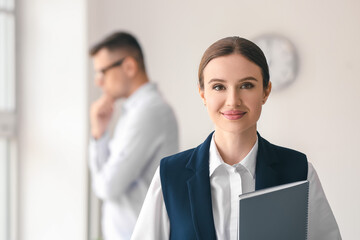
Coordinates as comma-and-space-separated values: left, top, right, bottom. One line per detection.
214, 126, 257, 165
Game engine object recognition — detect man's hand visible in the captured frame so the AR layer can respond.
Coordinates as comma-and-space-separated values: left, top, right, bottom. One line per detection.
90, 95, 115, 139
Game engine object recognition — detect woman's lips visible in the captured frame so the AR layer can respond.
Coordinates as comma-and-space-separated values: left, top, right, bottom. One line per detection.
221, 110, 247, 120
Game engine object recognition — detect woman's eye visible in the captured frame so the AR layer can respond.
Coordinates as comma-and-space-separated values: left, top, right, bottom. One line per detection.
213, 85, 225, 91
240, 82, 254, 89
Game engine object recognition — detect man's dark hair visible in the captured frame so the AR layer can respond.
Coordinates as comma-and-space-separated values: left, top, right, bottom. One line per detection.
90, 32, 146, 71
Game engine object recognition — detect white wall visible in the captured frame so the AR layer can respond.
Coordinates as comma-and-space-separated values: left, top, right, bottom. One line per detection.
17, 0, 88, 239
88, 0, 360, 239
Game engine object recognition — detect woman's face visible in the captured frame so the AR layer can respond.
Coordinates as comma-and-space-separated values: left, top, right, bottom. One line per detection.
199, 54, 271, 135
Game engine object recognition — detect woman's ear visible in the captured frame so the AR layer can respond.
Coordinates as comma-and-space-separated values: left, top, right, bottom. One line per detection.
198, 85, 206, 106
262, 81, 272, 104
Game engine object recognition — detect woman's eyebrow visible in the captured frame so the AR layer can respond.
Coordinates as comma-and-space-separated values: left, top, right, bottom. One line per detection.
239, 76, 258, 82
208, 76, 258, 84
208, 78, 226, 84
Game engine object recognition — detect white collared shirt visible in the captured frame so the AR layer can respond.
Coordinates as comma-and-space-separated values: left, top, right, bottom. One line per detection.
89, 82, 179, 240
209, 135, 258, 239
131, 133, 342, 240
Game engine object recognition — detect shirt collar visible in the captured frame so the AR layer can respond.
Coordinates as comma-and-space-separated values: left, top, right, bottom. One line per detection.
122, 82, 157, 111
209, 133, 258, 178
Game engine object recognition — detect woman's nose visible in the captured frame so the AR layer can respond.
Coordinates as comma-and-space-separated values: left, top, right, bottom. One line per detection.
226, 88, 241, 107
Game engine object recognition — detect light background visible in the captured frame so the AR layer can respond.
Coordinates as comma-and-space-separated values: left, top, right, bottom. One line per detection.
17, 0, 360, 239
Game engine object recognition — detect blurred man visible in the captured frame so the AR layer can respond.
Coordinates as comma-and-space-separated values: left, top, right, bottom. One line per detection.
88, 32, 179, 240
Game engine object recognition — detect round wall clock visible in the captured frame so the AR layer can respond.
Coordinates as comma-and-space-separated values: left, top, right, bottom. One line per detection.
253, 34, 299, 91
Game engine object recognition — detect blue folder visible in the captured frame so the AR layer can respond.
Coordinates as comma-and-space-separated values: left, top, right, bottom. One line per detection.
238, 180, 309, 240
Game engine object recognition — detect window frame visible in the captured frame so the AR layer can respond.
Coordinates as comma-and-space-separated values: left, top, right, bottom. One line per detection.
0, 0, 17, 239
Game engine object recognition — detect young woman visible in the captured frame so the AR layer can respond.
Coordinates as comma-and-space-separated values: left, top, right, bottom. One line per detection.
131, 37, 341, 240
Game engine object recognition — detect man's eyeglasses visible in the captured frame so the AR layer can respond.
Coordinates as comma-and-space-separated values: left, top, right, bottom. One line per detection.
95, 57, 126, 78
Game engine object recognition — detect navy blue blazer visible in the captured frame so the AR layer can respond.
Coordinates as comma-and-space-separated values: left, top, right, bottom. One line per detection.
160, 132, 308, 240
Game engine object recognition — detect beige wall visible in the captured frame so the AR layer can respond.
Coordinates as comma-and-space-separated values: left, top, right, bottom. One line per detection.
89, 0, 360, 239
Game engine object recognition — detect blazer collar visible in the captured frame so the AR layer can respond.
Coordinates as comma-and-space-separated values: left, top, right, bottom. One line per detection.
255, 132, 281, 190
184, 131, 281, 239
185, 131, 279, 175
185, 131, 217, 240
186, 131, 214, 172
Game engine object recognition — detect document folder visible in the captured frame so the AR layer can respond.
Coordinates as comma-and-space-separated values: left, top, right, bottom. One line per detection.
238, 180, 309, 240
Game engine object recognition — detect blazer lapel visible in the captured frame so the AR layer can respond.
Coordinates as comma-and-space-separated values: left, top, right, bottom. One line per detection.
184, 132, 283, 238
255, 132, 281, 190
186, 132, 217, 240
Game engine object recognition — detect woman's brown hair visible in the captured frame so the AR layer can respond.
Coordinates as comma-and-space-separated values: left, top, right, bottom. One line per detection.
198, 36, 270, 90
